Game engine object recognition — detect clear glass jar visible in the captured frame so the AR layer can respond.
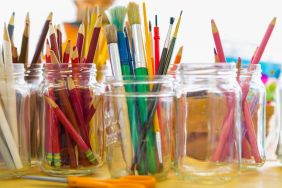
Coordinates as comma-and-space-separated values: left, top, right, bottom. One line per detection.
104, 76, 174, 180
239, 64, 266, 168
25, 64, 44, 166
175, 63, 242, 184
40, 63, 104, 176
0, 63, 31, 178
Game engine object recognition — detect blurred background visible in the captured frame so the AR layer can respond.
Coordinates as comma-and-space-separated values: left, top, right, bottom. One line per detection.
0, 0, 282, 63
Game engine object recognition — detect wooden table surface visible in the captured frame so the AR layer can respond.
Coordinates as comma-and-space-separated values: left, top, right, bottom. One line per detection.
1, 161, 282, 188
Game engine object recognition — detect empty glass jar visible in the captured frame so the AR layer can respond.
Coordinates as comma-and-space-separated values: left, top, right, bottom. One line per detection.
0, 63, 30, 178
175, 63, 242, 184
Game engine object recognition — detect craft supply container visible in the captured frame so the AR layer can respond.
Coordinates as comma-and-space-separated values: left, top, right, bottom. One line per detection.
25, 63, 44, 166
104, 76, 174, 180
175, 63, 242, 184
40, 63, 104, 176
238, 64, 266, 168
0, 63, 31, 178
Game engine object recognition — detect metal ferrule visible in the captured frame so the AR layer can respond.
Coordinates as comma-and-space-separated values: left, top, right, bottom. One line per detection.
108, 43, 123, 80
131, 24, 146, 68
164, 25, 173, 48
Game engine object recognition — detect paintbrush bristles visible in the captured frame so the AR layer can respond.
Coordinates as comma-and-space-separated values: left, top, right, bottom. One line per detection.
127, 2, 141, 25
109, 6, 127, 31
105, 25, 118, 44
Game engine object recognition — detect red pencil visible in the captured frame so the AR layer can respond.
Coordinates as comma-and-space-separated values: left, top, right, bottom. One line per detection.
31, 12, 52, 64
45, 40, 51, 63
63, 40, 71, 63
49, 24, 60, 62
251, 17, 276, 65
85, 16, 102, 63
211, 19, 226, 63
56, 24, 63, 62
45, 96, 97, 164
154, 15, 160, 73
76, 24, 85, 60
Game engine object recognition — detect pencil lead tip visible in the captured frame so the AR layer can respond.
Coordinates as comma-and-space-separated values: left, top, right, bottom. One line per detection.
214, 48, 217, 54
271, 17, 277, 25
47, 12, 53, 21
211, 19, 218, 33
180, 10, 183, 16
9, 12, 15, 25
155, 15, 158, 26
149, 20, 152, 32
170, 17, 175, 25
3, 24, 10, 42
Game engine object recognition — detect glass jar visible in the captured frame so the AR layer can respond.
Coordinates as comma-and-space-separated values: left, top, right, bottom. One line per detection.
0, 63, 30, 178
104, 76, 174, 180
239, 64, 266, 168
175, 63, 242, 184
25, 64, 44, 165
40, 63, 104, 176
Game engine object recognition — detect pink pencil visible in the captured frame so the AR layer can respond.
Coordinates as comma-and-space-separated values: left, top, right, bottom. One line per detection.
211, 19, 226, 63
251, 17, 276, 65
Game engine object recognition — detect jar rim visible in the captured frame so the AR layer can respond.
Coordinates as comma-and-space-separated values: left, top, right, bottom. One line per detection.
179, 62, 237, 76
104, 75, 175, 97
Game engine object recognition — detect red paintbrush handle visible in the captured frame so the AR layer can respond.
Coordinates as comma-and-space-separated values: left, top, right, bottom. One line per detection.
154, 27, 160, 73
243, 101, 262, 163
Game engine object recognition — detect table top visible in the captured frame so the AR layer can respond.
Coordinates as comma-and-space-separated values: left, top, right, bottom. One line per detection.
1, 161, 282, 188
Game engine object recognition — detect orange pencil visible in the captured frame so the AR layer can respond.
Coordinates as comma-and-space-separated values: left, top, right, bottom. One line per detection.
174, 46, 183, 65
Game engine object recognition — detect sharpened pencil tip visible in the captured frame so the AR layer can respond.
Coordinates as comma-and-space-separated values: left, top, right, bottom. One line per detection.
9, 12, 15, 25
45, 96, 58, 108
47, 12, 53, 21
211, 19, 218, 34
170, 17, 175, 25
155, 15, 158, 26
3, 24, 10, 42
180, 10, 183, 16
271, 17, 277, 25
149, 21, 152, 32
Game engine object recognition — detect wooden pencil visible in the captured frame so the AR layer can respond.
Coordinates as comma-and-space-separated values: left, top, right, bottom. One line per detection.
76, 24, 85, 60
49, 24, 60, 62
8, 12, 15, 42
31, 12, 52, 64
56, 24, 63, 62
19, 13, 30, 67
12, 46, 18, 63
211, 19, 226, 62
63, 40, 71, 63
86, 16, 102, 63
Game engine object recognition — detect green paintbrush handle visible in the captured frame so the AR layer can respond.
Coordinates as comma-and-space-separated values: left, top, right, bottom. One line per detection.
135, 67, 157, 174
121, 64, 139, 157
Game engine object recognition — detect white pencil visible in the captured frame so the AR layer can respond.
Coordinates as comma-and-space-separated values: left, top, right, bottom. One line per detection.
3, 24, 19, 148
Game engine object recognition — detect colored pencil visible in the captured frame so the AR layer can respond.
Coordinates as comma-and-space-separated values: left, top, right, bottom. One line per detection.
86, 16, 102, 63
214, 48, 219, 63
211, 19, 226, 62
12, 46, 18, 63
8, 12, 15, 42
19, 13, 30, 67
251, 17, 276, 65
44, 96, 96, 164
63, 40, 71, 63
31, 12, 52, 64
56, 24, 63, 62
76, 24, 85, 60
49, 24, 60, 61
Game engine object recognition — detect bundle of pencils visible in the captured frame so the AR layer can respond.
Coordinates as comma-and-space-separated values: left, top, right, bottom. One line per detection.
0, 23, 25, 170
211, 18, 276, 163
105, 2, 183, 175
41, 9, 110, 169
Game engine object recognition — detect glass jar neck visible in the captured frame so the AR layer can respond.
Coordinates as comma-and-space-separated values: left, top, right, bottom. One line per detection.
179, 63, 237, 80
239, 64, 262, 80
44, 63, 97, 84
